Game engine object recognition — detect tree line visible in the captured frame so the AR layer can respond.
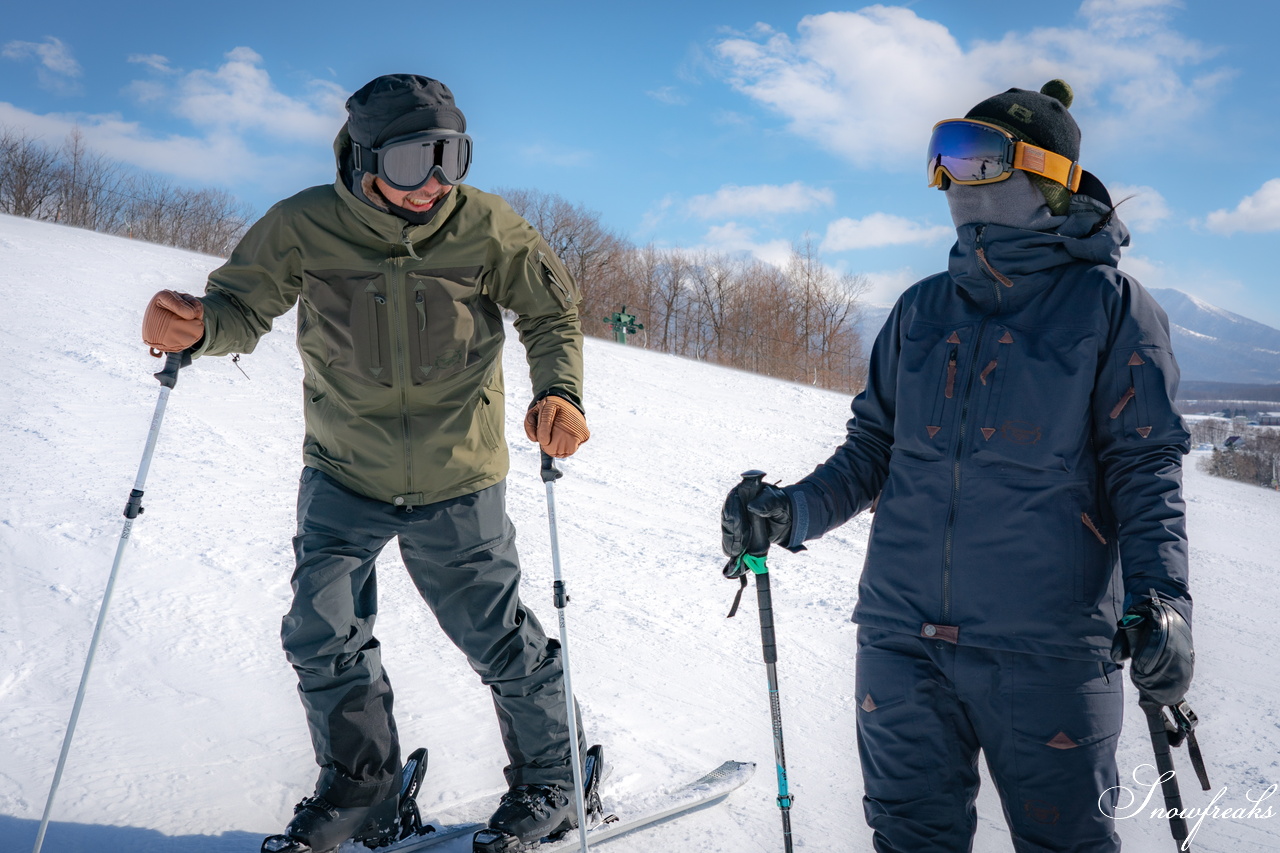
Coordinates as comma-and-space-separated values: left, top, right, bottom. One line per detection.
0, 125, 252, 256
1192, 418, 1280, 490
500, 187, 869, 394
0, 128, 869, 394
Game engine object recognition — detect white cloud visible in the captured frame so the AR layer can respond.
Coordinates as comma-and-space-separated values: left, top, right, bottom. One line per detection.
693, 222, 793, 267
646, 86, 688, 106
3, 36, 83, 95
127, 53, 176, 74
0, 48, 349, 194
1203, 179, 1280, 235
822, 212, 952, 252
0, 101, 265, 185
861, 267, 921, 306
1108, 183, 1171, 233
160, 47, 347, 142
712, 1, 1226, 170
686, 182, 834, 219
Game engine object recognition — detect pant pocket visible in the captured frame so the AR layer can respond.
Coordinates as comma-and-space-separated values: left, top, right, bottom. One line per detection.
856, 653, 935, 799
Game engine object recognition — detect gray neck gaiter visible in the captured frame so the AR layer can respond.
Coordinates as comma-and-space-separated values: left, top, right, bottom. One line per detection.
946, 170, 1068, 233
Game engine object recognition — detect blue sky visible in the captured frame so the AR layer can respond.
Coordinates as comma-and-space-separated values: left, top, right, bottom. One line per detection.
4, 0, 1279, 328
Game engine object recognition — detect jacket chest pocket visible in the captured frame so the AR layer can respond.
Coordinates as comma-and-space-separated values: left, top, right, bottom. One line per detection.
895, 320, 972, 462
302, 269, 393, 387
971, 326, 1098, 473
406, 266, 489, 384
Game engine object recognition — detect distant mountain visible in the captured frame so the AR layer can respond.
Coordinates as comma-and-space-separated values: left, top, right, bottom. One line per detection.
1146, 289, 1280, 385
854, 288, 1280, 386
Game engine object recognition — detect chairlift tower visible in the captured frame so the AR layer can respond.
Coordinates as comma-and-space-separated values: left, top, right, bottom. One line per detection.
603, 306, 643, 345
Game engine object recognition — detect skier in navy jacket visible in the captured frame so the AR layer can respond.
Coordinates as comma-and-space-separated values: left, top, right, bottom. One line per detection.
723, 81, 1195, 852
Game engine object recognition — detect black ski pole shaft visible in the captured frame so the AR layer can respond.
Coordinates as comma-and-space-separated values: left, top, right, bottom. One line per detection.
734, 470, 795, 853
33, 350, 189, 853
1141, 699, 1190, 850
541, 452, 590, 852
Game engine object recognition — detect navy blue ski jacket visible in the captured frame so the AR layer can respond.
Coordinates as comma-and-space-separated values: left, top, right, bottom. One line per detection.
786, 182, 1191, 661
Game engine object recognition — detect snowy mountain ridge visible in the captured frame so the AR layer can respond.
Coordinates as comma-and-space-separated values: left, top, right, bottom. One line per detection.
3, 213, 1279, 853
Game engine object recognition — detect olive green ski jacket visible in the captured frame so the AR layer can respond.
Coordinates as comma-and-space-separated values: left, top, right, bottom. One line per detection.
194, 130, 583, 506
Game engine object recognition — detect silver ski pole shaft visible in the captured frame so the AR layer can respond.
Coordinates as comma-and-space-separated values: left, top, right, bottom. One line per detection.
33, 350, 189, 853
541, 452, 590, 852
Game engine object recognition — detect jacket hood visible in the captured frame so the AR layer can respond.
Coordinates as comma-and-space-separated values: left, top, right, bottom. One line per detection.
947, 172, 1131, 314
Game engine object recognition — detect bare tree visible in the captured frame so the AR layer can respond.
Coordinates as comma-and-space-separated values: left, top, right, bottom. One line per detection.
0, 127, 61, 218
0, 124, 252, 256
446, 185, 874, 394
52, 127, 127, 231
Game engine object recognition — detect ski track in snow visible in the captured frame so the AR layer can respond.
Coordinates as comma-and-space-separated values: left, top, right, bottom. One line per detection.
2, 212, 1279, 852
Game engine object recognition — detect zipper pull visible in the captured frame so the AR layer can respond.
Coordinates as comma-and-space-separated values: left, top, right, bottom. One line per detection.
945, 349, 958, 399
415, 291, 426, 331
401, 226, 422, 260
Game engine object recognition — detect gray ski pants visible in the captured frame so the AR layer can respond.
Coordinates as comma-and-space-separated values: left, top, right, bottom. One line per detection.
283, 467, 584, 807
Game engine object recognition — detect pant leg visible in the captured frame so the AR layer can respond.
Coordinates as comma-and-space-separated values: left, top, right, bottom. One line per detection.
856, 627, 983, 853
283, 467, 402, 807
397, 480, 585, 791
956, 648, 1123, 853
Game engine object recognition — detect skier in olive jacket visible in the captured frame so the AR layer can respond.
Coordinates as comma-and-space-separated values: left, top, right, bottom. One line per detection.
722, 81, 1195, 852
142, 74, 592, 853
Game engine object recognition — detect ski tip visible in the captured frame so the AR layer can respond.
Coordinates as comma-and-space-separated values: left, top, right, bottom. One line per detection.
695, 760, 756, 784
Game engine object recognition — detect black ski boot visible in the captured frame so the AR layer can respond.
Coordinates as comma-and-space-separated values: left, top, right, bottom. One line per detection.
262, 748, 429, 853
473, 745, 604, 853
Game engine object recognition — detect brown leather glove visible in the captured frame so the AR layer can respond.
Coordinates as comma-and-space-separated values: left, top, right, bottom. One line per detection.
142, 290, 204, 353
524, 394, 590, 458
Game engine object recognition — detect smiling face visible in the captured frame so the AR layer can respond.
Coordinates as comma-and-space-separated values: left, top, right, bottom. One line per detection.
374, 175, 452, 213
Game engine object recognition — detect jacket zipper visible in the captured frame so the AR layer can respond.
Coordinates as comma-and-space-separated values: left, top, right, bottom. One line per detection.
391, 246, 413, 497
941, 225, 998, 624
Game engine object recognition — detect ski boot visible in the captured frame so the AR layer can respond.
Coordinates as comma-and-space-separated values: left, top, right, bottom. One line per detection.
262, 747, 428, 853
473, 745, 604, 853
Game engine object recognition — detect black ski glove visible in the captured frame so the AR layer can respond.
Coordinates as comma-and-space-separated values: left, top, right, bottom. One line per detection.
721, 482, 793, 561
1111, 593, 1195, 707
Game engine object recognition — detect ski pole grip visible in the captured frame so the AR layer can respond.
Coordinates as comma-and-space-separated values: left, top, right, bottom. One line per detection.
756, 571, 778, 664
153, 349, 193, 389
540, 451, 563, 483
736, 470, 770, 559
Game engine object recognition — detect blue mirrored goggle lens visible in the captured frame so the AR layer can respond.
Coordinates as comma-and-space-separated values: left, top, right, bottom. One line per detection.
381, 135, 470, 188
927, 122, 1012, 183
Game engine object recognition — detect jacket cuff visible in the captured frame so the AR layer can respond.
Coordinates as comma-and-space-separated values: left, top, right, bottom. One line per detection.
784, 487, 809, 552
532, 387, 584, 413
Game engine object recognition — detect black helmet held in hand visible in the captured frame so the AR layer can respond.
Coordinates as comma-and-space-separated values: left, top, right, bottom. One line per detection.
1111, 592, 1194, 707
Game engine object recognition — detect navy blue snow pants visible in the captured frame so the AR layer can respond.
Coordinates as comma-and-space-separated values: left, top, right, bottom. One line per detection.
856, 627, 1123, 852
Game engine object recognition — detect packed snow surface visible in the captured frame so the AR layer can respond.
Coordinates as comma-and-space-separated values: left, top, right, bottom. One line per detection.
3, 213, 1279, 852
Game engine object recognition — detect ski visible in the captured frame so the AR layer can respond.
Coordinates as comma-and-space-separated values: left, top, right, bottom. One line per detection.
373, 760, 755, 853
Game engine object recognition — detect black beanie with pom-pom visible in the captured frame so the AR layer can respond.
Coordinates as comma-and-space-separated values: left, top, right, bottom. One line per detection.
962, 80, 1079, 214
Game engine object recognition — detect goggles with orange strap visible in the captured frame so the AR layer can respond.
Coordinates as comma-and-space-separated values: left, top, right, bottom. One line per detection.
926, 119, 1082, 192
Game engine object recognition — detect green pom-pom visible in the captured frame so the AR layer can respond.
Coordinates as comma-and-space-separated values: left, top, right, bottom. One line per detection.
1040, 79, 1073, 109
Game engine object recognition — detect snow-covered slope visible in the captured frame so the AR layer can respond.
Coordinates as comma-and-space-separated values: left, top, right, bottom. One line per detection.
3, 213, 1279, 853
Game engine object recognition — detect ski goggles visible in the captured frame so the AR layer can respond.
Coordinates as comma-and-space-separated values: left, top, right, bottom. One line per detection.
926, 119, 1081, 192
352, 129, 473, 190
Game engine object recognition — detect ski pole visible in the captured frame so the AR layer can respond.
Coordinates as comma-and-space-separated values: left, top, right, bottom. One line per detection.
32, 350, 191, 853
541, 451, 590, 852
728, 470, 795, 853
1140, 698, 1210, 851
